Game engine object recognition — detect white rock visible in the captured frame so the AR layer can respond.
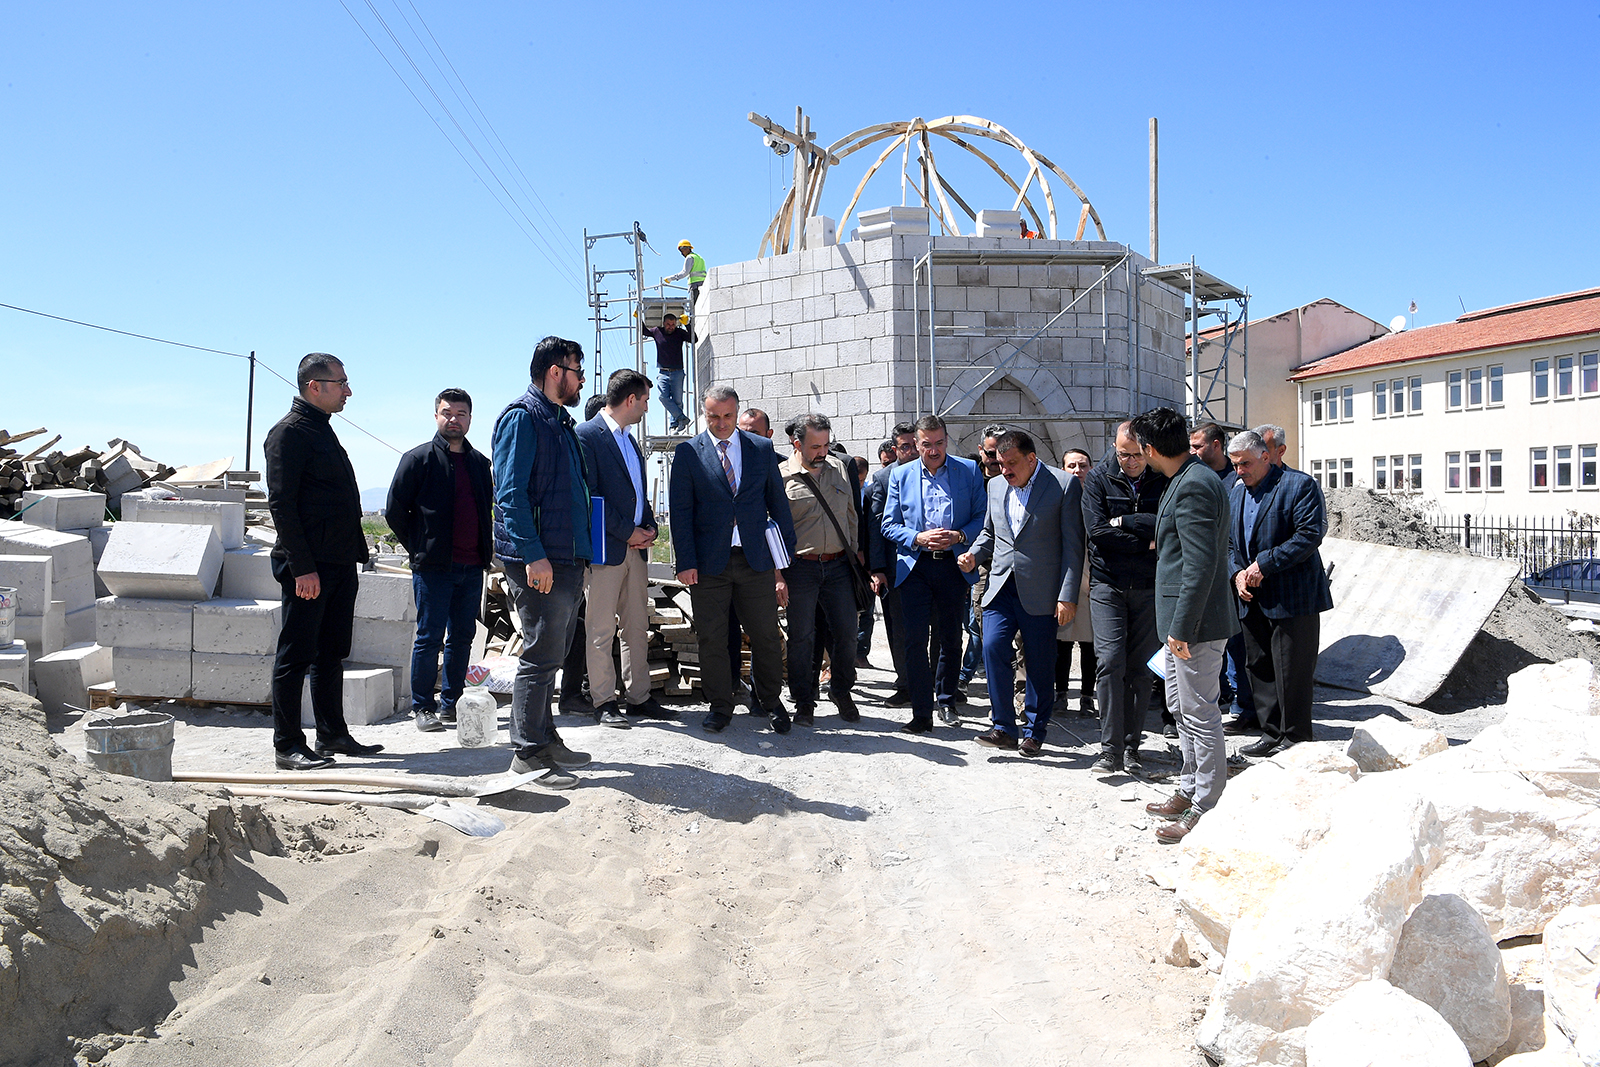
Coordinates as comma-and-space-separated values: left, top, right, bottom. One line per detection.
1196, 778, 1442, 1066
1176, 756, 1359, 955
1495, 983, 1552, 1063
1468, 702, 1600, 808
1544, 905, 1600, 1066
1272, 740, 1362, 777
1388, 893, 1512, 1060
1347, 713, 1449, 772
1304, 979, 1471, 1067
1507, 659, 1600, 718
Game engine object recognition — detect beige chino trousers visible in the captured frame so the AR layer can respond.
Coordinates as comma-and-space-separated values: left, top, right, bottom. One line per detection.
584, 548, 652, 707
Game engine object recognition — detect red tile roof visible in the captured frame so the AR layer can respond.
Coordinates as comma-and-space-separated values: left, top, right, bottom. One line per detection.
1289, 288, 1600, 381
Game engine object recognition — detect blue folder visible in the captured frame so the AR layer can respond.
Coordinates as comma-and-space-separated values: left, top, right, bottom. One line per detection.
591, 497, 607, 566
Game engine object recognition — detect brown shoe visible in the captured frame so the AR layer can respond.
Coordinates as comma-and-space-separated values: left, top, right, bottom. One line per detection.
1145, 792, 1193, 820
1156, 808, 1201, 843
974, 728, 1018, 750
1018, 737, 1042, 757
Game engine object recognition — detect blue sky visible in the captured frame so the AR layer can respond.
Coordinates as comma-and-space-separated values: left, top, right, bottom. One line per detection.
4, 1, 1597, 493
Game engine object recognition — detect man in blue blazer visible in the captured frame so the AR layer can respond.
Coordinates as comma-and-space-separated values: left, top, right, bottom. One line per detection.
669, 383, 797, 735
881, 414, 986, 733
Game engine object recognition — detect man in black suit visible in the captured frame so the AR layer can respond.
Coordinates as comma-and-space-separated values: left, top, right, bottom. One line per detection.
669, 383, 796, 734
1227, 430, 1334, 758
866, 421, 917, 705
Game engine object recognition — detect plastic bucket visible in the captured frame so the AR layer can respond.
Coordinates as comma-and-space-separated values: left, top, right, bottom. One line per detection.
455, 688, 499, 748
84, 711, 176, 781
0, 586, 15, 646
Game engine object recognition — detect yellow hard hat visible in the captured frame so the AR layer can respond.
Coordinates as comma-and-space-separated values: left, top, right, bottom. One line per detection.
677, 239, 693, 249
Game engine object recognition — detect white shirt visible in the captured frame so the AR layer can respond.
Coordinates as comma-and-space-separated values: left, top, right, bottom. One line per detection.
715, 431, 743, 547
1006, 460, 1043, 536
601, 411, 645, 526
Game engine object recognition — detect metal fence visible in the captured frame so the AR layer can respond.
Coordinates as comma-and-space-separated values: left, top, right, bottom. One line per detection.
1431, 512, 1600, 597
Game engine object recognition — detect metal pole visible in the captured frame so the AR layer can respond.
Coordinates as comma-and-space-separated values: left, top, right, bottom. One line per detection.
583, 229, 600, 383
912, 258, 921, 421
634, 224, 647, 443
245, 351, 255, 474
1189, 258, 1199, 423
1149, 118, 1159, 263
1241, 290, 1250, 430
928, 252, 937, 417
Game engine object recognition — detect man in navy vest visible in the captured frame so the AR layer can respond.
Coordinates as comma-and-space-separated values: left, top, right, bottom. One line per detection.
491, 336, 596, 788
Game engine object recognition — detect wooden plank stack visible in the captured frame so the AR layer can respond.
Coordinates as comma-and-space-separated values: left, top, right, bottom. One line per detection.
0, 429, 174, 518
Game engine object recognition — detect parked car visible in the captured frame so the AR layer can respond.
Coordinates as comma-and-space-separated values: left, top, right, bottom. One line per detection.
1523, 558, 1600, 604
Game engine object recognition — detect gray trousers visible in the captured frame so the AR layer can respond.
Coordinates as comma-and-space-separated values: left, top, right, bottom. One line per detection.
1164, 639, 1228, 812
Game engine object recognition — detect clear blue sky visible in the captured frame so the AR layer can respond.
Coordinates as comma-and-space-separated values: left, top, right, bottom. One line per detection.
5, 1, 1597, 494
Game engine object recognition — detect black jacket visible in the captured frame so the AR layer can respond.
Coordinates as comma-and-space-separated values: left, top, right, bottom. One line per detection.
385, 432, 494, 572
265, 397, 370, 576
1082, 450, 1168, 589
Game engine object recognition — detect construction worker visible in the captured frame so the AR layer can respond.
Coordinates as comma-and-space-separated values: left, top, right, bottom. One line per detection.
642, 312, 695, 433
664, 239, 707, 311
1019, 218, 1038, 240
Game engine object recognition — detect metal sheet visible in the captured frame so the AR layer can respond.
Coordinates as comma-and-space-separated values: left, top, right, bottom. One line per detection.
1315, 538, 1520, 704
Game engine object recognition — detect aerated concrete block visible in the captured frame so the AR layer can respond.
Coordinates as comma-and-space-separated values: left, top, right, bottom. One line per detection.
19, 489, 106, 531
301, 667, 394, 727
193, 598, 282, 655
0, 522, 94, 611
354, 570, 416, 622
0, 640, 27, 693
975, 208, 1023, 237
0, 554, 53, 615
96, 595, 197, 651
100, 454, 143, 506
15, 601, 65, 659
192, 651, 272, 704
32, 642, 113, 716
346, 659, 411, 714
112, 646, 191, 699
220, 544, 280, 600
98, 522, 223, 600
122, 495, 245, 550
349, 616, 414, 665
64, 603, 95, 647
68, 526, 114, 596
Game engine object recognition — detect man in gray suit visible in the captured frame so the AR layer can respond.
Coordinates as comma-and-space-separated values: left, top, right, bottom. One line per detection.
1129, 408, 1240, 843
958, 430, 1085, 757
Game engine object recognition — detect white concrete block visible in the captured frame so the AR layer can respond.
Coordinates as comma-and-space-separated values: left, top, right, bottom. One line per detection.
0, 522, 94, 609
123, 495, 245, 550
96, 595, 197, 651
346, 658, 411, 714
192, 651, 272, 704
64, 603, 95, 647
803, 214, 837, 248
100, 454, 143, 505
67, 526, 114, 596
355, 570, 416, 622
0, 640, 27, 693
99, 522, 223, 600
19, 488, 106, 530
15, 601, 65, 659
220, 544, 280, 600
975, 208, 1024, 237
301, 667, 394, 727
193, 598, 282, 655
0, 554, 53, 615
32, 642, 113, 716
349, 615, 414, 665
112, 646, 191, 699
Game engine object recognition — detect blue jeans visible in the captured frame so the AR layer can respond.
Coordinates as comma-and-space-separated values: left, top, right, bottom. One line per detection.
981, 577, 1059, 740
410, 563, 484, 714
1225, 630, 1255, 719
658, 367, 686, 426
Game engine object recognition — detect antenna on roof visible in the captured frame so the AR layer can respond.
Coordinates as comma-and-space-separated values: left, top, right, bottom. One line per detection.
1389, 314, 1408, 334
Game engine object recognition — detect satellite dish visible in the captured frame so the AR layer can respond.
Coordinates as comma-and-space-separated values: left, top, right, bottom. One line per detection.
1389, 315, 1408, 333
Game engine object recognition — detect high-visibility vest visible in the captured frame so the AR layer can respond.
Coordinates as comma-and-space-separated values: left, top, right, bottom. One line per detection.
688, 252, 706, 284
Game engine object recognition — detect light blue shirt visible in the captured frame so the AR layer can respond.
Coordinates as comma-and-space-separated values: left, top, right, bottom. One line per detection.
602, 411, 645, 526
715, 432, 744, 546
1006, 460, 1043, 535
920, 460, 953, 532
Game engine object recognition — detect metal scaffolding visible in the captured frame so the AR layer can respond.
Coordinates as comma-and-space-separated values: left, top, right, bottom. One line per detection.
1142, 260, 1249, 430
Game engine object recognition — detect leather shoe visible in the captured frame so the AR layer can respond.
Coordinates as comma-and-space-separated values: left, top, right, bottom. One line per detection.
1222, 715, 1260, 736
314, 736, 385, 758
974, 728, 1017, 750
1240, 737, 1279, 758
1018, 737, 1043, 757
793, 707, 815, 728
1157, 808, 1202, 843
835, 694, 860, 722
544, 735, 591, 768
1146, 792, 1192, 820
952, 685, 969, 705
414, 710, 445, 733
899, 719, 933, 734
1162, 722, 1178, 739
701, 712, 732, 733
594, 702, 631, 729
1125, 752, 1144, 776
1269, 739, 1299, 756
938, 703, 961, 726
768, 707, 791, 734
558, 697, 592, 715
882, 690, 912, 707
856, 655, 873, 670
275, 748, 334, 771
626, 696, 674, 719
1090, 754, 1123, 775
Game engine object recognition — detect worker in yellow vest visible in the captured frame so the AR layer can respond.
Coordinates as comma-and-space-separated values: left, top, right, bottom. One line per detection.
663, 239, 707, 310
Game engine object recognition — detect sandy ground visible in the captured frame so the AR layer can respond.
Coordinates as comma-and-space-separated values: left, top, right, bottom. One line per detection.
46, 626, 1506, 1067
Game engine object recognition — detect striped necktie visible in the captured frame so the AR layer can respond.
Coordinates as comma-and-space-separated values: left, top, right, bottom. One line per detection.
718, 439, 736, 493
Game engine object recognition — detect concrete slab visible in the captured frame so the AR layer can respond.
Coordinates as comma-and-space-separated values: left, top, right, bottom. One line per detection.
15, 601, 65, 659
301, 667, 394, 727
0, 554, 53, 615
193, 598, 282, 655
64, 603, 95, 647
1316, 537, 1522, 705
0, 640, 27, 693
18, 489, 106, 530
220, 544, 280, 600
112, 646, 191, 699
98, 522, 223, 600
33, 642, 113, 715
96, 595, 197, 651
355, 570, 416, 622
122, 495, 245, 550
192, 651, 272, 704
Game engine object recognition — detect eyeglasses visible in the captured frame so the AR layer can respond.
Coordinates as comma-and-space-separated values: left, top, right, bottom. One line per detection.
1116, 450, 1142, 460
311, 378, 349, 387
558, 363, 586, 380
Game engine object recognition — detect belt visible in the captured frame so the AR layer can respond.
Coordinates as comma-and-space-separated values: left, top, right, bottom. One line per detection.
923, 550, 953, 559
798, 551, 846, 562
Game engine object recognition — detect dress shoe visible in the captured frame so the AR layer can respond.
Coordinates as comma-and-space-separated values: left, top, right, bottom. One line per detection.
1162, 722, 1179, 739
952, 684, 969, 705
1124, 751, 1144, 776
437, 704, 457, 724
793, 707, 815, 728
835, 694, 860, 722
626, 696, 674, 719
768, 707, 791, 734
1019, 737, 1043, 757
856, 655, 873, 670
900, 719, 933, 734
701, 711, 732, 733
1239, 737, 1279, 758
1145, 791, 1193, 820
1269, 739, 1299, 756
414, 710, 445, 733
974, 728, 1018, 750
314, 736, 385, 758
1156, 808, 1201, 843
509, 751, 578, 790
544, 735, 591, 768
882, 690, 912, 707
1076, 703, 1098, 720
938, 703, 961, 726
1089, 754, 1124, 775
559, 697, 592, 716
1222, 715, 1260, 736
275, 748, 335, 771
594, 702, 632, 729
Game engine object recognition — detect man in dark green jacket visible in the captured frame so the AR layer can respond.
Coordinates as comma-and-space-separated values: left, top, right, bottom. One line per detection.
1129, 407, 1239, 843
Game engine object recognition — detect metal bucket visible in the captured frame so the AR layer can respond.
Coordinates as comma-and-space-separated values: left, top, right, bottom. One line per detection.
0, 586, 15, 646
84, 711, 175, 781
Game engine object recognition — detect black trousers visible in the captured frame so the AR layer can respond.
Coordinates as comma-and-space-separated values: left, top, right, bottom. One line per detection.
560, 595, 588, 704
690, 548, 784, 717
271, 558, 358, 753
1239, 603, 1320, 744
786, 556, 859, 711
1055, 640, 1097, 705
897, 552, 968, 722
1089, 581, 1159, 757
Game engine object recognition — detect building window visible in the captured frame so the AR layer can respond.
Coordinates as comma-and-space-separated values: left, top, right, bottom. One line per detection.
1391, 454, 1406, 491
1326, 461, 1340, 491
1488, 365, 1504, 406
1446, 452, 1462, 490
1341, 386, 1354, 421
1447, 370, 1463, 410
1582, 445, 1597, 490
1556, 446, 1574, 488
1374, 456, 1387, 490
1390, 378, 1405, 415
1410, 376, 1423, 412
1342, 458, 1354, 488
1467, 450, 1482, 490
1409, 454, 1423, 490
1311, 389, 1323, 424
1311, 459, 1323, 482
1532, 447, 1549, 489
1583, 353, 1599, 396
1488, 450, 1503, 490
1533, 359, 1550, 401
1374, 382, 1387, 416
1558, 355, 1575, 398
1467, 368, 1483, 408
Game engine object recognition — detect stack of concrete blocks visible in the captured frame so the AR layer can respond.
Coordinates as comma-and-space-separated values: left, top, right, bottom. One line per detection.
337, 570, 415, 722
698, 216, 1190, 466
16, 486, 112, 621
0, 639, 27, 694
0, 519, 96, 657
96, 520, 224, 699
122, 490, 246, 551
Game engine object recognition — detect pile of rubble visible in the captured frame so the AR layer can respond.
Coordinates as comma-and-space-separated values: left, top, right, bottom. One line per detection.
0, 429, 176, 518
1164, 658, 1600, 1065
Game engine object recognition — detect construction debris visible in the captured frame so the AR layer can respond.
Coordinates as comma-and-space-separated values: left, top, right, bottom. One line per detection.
0, 429, 180, 517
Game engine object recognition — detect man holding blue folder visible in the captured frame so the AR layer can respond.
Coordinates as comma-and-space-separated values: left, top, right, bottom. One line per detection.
577, 369, 671, 723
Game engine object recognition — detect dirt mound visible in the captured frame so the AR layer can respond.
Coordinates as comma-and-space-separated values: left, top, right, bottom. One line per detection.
1323, 487, 1465, 554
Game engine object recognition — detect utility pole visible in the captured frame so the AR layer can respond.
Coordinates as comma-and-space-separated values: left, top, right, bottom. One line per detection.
1149, 117, 1159, 263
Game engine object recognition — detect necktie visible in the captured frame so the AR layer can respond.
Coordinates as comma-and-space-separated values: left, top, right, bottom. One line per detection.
718, 439, 736, 493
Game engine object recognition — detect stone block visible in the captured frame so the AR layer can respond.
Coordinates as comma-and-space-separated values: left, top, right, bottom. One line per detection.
15, 601, 66, 659
71, 526, 114, 596
220, 544, 280, 600
1544, 904, 1600, 1065
974, 208, 1022, 237
1347, 714, 1450, 772
1387, 893, 1511, 1060
1303, 980, 1472, 1067
1508, 658, 1600, 717
193, 598, 282, 655
0, 522, 94, 610
32, 642, 113, 716
192, 651, 272, 704
64, 603, 95, 647
112, 646, 191, 699
0, 639, 27, 693
1471, 701, 1600, 808
18, 488, 106, 530
0, 554, 53, 615
301, 667, 394, 727
349, 616, 414, 667
96, 595, 196, 651
99, 522, 223, 600
122, 495, 245, 550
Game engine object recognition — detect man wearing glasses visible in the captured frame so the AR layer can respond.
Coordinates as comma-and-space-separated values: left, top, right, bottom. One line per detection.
491, 337, 596, 788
